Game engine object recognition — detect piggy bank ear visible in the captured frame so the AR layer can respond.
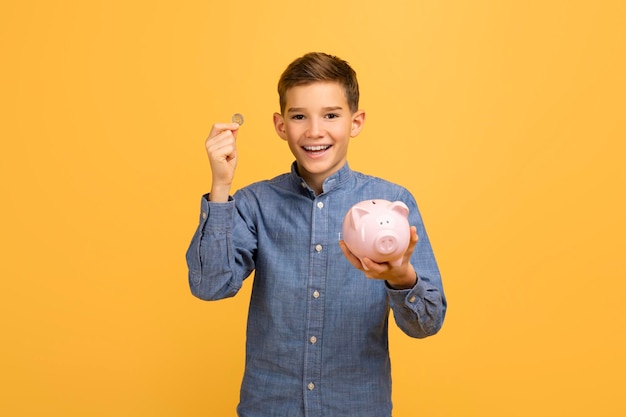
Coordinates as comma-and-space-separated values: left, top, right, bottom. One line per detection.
389, 201, 409, 218
350, 206, 371, 228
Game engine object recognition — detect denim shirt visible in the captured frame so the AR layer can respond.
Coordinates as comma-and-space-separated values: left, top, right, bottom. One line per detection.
186, 162, 446, 417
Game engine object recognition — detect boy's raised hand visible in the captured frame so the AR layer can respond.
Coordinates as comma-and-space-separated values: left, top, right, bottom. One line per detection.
205, 122, 240, 202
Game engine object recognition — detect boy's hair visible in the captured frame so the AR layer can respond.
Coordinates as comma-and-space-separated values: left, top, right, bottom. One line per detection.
277, 52, 360, 115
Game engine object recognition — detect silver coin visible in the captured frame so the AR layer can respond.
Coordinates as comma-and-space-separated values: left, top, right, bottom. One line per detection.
231, 113, 245, 126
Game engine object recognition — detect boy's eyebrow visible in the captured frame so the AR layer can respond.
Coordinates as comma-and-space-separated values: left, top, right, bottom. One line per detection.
287, 106, 344, 113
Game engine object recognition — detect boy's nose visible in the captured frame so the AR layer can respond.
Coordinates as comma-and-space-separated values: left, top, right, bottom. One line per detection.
307, 119, 324, 138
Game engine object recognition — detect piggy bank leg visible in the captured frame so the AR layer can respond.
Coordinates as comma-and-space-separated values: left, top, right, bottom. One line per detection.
359, 258, 369, 270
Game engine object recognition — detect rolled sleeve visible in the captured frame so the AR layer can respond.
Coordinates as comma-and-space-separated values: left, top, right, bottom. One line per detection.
186, 194, 239, 300
386, 276, 446, 339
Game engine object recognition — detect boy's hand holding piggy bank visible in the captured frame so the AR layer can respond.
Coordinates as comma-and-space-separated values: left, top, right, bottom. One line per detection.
340, 199, 419, 289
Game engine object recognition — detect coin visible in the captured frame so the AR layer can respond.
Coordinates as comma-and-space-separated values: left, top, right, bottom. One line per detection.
231, 113, 245, 126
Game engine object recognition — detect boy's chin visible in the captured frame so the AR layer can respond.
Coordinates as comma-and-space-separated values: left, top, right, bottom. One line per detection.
299, 160, 345, 176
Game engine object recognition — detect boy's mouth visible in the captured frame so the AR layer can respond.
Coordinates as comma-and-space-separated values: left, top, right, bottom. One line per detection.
303, 145, 331, 154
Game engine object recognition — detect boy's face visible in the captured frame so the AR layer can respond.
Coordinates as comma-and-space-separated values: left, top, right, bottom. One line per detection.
273, 81, 365, 192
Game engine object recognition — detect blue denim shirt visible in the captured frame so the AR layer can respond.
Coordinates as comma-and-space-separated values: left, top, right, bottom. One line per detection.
186, 162, 446, 417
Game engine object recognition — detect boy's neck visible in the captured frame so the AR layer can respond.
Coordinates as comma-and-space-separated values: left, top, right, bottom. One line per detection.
295, 162, 348, 196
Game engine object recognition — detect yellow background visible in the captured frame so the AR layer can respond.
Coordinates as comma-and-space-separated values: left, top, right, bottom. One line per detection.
2, 0, 625, 415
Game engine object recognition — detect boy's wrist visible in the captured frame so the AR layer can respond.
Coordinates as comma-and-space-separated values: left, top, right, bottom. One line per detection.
386, 271, 418, 290
209, 184, 232, 202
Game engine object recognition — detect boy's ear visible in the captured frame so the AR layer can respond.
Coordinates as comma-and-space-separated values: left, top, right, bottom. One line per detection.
350, 110, 366, 138
273, 112, 288, 140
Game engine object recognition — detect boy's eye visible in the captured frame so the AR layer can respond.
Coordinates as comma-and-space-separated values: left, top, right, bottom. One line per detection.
291, 114, 305, 120
325, 113, 339, 119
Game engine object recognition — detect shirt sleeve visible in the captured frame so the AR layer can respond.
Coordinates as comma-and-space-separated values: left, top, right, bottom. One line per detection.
386, 277, 446, 338
185, 193, 256, 301
385, 189, 447, 338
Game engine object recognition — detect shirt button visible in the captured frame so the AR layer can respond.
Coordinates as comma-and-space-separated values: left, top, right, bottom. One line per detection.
408, 296, 417, 303
313, 290, 320, 299
310, 336, 317, 344
317, 201, 324, 209
315, 244, 323, 252
308, 382, 315, 391
201, 212, 207, 219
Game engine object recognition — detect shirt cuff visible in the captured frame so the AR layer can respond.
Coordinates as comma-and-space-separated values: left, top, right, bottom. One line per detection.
385, 275, 426, 307
199, 193, 235, 232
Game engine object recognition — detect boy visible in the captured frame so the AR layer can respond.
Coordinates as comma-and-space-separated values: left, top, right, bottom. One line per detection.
186, 52, 446, 417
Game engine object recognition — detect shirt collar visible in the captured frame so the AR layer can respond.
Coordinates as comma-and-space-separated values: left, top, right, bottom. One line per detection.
289, 161, 353, 197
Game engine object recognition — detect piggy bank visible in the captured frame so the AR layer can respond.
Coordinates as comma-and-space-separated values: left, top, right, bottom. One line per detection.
341, 199, 411, 268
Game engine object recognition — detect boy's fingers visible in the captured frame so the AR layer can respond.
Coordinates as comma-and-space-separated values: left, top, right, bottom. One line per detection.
402, 226, 419, 260
339, 240, 364, 270
208, 123, 241, 140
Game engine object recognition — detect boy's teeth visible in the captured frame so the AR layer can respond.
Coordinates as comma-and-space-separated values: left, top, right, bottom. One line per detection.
305, 145, 330, 151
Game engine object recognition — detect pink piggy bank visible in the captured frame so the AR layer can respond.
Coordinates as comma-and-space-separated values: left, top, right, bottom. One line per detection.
342, 199, 411, 268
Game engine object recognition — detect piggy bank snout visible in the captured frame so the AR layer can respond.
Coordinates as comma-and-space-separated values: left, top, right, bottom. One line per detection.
375, 233, 399, 255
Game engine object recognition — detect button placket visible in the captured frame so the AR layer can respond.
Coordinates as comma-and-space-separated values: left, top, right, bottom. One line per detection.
303, 198, 327, 410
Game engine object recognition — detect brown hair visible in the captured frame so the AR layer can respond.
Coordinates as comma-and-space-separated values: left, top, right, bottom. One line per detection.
277, 52, 360, 115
